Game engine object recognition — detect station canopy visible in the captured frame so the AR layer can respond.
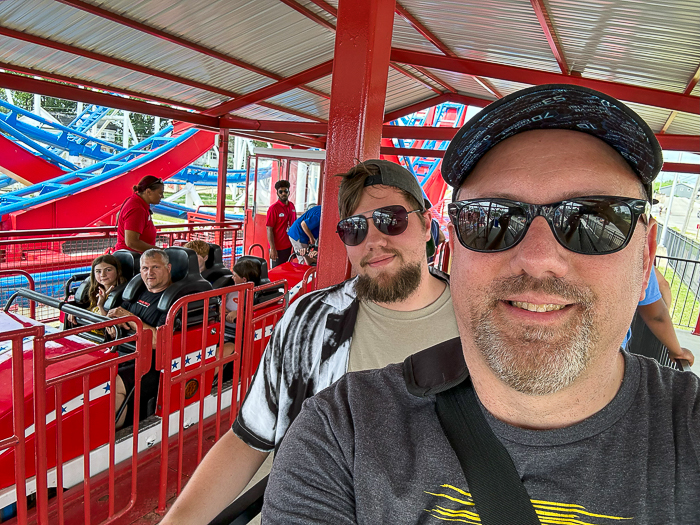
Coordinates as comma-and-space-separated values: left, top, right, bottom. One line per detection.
0, 0, 698, 153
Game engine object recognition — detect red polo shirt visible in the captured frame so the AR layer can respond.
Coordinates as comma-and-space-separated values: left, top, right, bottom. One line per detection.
114, 193, 157, 252
266, 199, 296, 250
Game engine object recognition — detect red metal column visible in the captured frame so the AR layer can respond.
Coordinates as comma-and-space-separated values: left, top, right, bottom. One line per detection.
216, 129, 230, 247
316, 0, 396, 288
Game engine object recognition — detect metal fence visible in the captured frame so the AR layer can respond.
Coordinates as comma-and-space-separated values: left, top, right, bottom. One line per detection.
658, 225, 700, 262
655, 255, 700, 331
0, 222, 242, 322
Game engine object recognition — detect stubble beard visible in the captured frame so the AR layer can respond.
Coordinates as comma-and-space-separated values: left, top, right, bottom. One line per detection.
471, 275, 599, 396
355, 250, 423, 304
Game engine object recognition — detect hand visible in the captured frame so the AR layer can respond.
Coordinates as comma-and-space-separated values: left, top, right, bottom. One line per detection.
309, 237, 316, 246
107, 306, 130, 319
97, 285, 114, 307
669, 347, 695, 367
106, 326, 117, 338
269, 247, 278, 261
226, 310, 237, 323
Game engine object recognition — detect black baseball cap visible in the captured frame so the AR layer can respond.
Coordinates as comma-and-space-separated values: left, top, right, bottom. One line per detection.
362, 159, 429, 210
442, 84, 663, 196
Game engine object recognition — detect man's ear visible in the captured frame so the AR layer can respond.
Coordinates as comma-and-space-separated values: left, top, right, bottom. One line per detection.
422, 211, 432, 242
447, 223, 456, 253
639, 218, 658, 302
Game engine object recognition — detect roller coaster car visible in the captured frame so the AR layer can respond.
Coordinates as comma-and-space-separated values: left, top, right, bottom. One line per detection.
201, 244, 233, 285
0, 250, 315, 518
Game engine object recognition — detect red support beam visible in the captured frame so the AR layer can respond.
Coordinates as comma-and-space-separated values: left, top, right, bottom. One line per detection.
0, 62, 207, 113
204, 60, 334, 116
662, 162, 700, 174
394, 2, 456, 57
530, 0, 569, 74
411, 65, 458, 93
390, 48, 700, 114
657, 135, 700, 153
389, 63, 442, 94
0, 27, 242, 102
0, 71, 221, 128
381, 147, 444, 158
306, 0, 338, 17
228, 130, 325, 149
660, 64, 700, 134
318, 0, 397, 288
383, 94, 454, 123
215, 129, 230, 246
55, 0, 330, 100
277, 0, 336, 31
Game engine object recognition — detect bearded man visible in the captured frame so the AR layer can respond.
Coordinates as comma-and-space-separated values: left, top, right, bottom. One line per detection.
262, 85, 700, 524
162, 160, 457, 525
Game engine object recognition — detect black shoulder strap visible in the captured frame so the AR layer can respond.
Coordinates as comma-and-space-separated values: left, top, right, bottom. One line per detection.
435, 379, 541, 525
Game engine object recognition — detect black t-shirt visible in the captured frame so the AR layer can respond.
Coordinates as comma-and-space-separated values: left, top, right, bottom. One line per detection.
123, 289, 168, 328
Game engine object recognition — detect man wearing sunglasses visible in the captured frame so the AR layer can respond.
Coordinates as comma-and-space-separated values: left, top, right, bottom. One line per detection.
262, 85, 699, 523
266, 179, 296, 268
162, 160, 458, 525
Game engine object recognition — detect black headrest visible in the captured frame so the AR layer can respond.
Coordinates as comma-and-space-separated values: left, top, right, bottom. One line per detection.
205, 244, 222, 269
235, 255, 269, 285
113, 250, 141, 280
166, 247, 199, 282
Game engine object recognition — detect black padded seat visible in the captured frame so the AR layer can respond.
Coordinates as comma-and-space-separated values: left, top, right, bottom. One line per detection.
235, 255, 270, 285
201, 244, 232, 284
121, 247, 212, 317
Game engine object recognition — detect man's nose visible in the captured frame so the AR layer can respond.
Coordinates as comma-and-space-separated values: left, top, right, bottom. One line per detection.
363, 219, 388, 248
508, 217, 569, 279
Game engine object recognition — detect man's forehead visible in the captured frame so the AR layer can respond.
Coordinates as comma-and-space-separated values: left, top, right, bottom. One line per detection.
455, 130, 642, 201
142, 256, 166, 267
353, 185, 412, 215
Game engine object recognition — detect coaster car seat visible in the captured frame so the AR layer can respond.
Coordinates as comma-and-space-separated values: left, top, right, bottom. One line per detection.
201, 243, 232, 284
120, 247, 213, 330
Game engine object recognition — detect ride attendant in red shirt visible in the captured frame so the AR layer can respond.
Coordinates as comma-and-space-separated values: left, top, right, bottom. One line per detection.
114, 175, 164, 253
266, 180, 296, 268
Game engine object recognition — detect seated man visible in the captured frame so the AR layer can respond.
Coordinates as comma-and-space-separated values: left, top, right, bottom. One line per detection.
184, 239, 210, 273
262, 85, 700, 522
107, 248, 173, 423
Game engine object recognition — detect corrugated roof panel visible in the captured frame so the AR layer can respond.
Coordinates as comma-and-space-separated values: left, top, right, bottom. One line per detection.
0, 0, 277, 95
0, 35, 226, 108
265, 89, 330, 121
231, 103, 313, 122
398, 0, 561, 73
91, 0, 337, 79
547, 0, 700, 92
391, 12, 445, 54
692, 83, 700, 98
384, 67, 436, 113
666, 112, 700, 136
421, 68, 499, 99
475, 78, 533, 98
623, 102, 674, 134
304, 75, 332, 96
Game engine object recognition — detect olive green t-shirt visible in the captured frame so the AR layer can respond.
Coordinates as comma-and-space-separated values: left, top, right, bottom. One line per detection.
347, 284, 459, 372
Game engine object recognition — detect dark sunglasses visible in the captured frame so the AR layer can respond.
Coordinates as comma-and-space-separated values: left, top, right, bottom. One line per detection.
448, 196, 650, 255
277, 188, 289, 194
336, 204, 422, 246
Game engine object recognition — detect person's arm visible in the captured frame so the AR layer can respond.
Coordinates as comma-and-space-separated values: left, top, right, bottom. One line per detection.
654, 267, 673, 312
266, 226, 277, 261
124, 229, 157, 253
160, 430, 269, 525
638, 299, 695, 366
107, 306, 157, 349
300, 220, 316, 245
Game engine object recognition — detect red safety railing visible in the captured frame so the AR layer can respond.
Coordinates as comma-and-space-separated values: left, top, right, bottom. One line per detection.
0, 323, 43, 525
0, 222, 242, 323
300, 267, 317, 296
155, 283, 251, 512
0, 269, 36, 319
32, 316, 148, 525
240, 281, 288, 395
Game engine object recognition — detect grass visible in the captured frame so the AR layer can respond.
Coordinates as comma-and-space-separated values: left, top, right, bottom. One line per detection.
658, 264, 700, 329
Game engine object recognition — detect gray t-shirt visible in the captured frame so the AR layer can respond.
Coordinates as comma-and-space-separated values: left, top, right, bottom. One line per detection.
348, 283, 459, 372
263, 349, 700, 524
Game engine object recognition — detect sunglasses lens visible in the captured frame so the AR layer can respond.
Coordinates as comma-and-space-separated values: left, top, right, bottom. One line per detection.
373, 205, 409, 236
451, 200, 528, 252
553, 199, 633, 254
337, 216, 369, 246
